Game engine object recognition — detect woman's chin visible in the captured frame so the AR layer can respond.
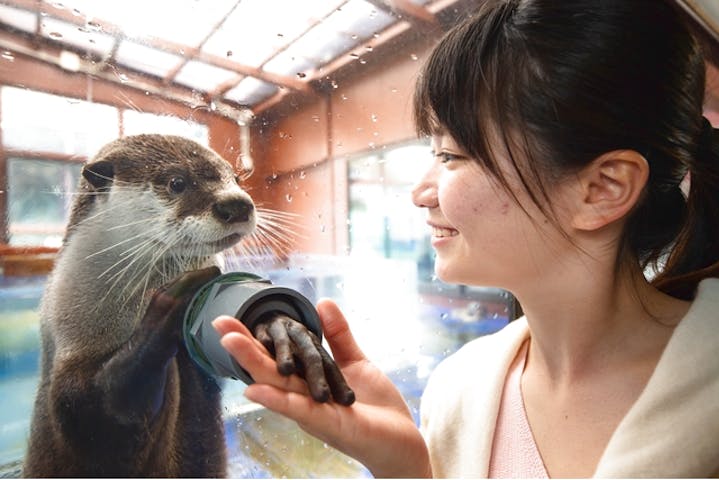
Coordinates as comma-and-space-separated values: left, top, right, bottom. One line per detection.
433, 263, 462, 285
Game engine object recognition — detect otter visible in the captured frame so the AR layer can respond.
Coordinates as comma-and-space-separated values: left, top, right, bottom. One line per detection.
22, 134, 353, 477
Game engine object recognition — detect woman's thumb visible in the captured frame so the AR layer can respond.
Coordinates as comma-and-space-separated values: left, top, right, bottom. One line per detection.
316, 298, 365, 366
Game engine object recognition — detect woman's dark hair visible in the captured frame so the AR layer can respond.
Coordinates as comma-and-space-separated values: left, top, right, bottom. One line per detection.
414, 0, 719, 300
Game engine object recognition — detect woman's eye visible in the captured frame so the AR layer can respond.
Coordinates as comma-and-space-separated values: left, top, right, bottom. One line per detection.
168, 176, 187, 194
437, 152, 461, 164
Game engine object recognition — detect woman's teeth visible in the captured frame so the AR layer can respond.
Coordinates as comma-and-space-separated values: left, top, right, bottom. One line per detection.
432, 226, 458, 237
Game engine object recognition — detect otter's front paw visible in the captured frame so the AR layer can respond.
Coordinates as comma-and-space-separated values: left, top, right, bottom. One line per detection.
252, 314, 355, 406
144, 267, 222, 340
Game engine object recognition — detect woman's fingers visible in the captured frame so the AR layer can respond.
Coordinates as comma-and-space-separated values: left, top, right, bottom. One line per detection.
316, 299, 367, 366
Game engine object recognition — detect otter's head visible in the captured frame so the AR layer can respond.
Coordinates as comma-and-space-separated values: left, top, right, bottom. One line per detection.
67, 134, 255, 266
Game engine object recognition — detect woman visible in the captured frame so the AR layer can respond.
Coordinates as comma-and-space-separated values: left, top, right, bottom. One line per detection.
213, 0, 719, 476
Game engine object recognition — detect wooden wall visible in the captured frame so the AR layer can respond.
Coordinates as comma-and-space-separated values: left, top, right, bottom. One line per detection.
250, 38, 436, 255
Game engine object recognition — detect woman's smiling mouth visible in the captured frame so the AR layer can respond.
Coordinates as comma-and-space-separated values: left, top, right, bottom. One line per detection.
431, 225, 459, 238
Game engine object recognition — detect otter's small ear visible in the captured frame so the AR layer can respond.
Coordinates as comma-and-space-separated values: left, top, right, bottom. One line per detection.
571, 150, 649, 231
82, 160, 114, 190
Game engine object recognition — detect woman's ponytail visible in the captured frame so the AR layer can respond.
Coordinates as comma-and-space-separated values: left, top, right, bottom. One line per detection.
653, 117, 719, 299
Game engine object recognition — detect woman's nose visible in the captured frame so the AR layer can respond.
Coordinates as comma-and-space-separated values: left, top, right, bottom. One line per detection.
411, 168, 438, 209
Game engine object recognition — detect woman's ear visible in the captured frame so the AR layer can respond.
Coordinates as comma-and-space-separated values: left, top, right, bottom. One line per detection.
570, 149, 649, 231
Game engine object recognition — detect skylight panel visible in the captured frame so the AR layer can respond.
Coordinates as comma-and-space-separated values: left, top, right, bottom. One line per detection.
57, 0, 236, 45
224, 77, 277, 106
0, 3, 37, 33
40, 17, 115, 56
115, 40, 183, 78
173, 60, 240, 91
327, 0, 396, 40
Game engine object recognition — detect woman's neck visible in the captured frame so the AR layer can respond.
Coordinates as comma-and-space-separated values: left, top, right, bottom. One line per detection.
514, 260, 689, 387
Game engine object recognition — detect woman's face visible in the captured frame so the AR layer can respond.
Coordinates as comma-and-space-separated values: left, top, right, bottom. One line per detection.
412, 133, 570, 289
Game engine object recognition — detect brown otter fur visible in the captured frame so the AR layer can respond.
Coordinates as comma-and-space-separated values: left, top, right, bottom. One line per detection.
22, 135, 253, 477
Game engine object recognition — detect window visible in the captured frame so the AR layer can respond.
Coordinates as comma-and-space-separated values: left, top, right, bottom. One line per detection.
123, 110, 209, 145
7, 158, 82, 247
1, 87, 119, 157
348, 141, 432, 262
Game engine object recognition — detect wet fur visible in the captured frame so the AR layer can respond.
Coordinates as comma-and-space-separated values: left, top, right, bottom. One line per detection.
22, 135, 256, 477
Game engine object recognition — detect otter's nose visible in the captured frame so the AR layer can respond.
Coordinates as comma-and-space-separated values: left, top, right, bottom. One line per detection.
213, 198, 254, 224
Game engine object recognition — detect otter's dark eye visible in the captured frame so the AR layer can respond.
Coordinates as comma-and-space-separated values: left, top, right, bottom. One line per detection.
168, 176, 187, 194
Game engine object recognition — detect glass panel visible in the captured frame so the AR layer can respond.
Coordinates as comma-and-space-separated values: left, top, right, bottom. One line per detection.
224, 77, 277, 106
0, 1, 517, 477
115, 40, 183, 78
173, 60, 241, 92
0, 4, 36, 33
39, 17, 115, 56
59, 0, 238, 45
327, 0, 396, 39
267, 22, 357, 72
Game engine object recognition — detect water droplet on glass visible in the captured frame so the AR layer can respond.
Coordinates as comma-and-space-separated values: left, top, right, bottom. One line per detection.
366, 45, 373, 52
349, 52, 360, 59
410, 53, 418, 61
1, 51, 14, 61
285, 193, 293, 203
299, 170, 306, 179
297, 72, 306, 79
118, 73, 129, 83
359, 58, 367, 65
49, 31, 63, 39
226, 50, 233, 57
351, 34, 358, 40
440, 312, 448, 320
331, 80, 339, 89
370, 114, 378, 122
320, 224, 326, 233
311, 115, 320, 122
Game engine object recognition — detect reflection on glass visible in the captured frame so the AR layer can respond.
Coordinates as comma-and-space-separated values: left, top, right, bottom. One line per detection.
0, 0, 512, 476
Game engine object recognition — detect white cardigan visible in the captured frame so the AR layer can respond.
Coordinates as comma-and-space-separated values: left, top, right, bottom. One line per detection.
420, 279, 719, 478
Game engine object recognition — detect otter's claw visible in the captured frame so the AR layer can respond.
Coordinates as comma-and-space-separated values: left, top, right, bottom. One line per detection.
252, 314, 355, 406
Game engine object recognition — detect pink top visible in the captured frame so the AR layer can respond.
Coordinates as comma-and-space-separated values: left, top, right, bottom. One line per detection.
488, 340, 549, 478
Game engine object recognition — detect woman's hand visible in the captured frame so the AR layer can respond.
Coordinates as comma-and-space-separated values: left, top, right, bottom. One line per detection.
212, 299, 432, 478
